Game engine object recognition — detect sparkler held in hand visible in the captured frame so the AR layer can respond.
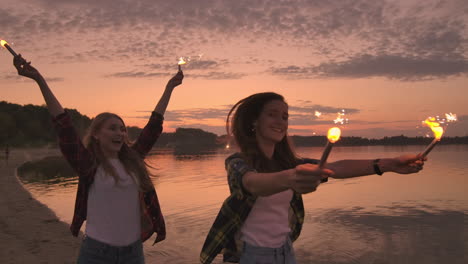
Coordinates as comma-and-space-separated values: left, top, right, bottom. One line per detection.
317, 110, 348, 182
420, 113, 457, 158
178, 57, 187, 72
1, 39, 18, 57
319, 127, 341, 168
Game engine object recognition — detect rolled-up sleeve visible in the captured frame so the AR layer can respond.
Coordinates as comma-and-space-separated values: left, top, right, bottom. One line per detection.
225, 154, 255, 199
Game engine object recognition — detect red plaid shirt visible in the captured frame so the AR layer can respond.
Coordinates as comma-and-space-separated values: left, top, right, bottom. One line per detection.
53, 111, 166, 245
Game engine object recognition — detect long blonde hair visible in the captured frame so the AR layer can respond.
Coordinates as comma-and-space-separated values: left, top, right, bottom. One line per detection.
83, 112, 154, 192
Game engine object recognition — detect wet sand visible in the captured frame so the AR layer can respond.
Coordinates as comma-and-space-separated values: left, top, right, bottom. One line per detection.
0, 149, 82, 264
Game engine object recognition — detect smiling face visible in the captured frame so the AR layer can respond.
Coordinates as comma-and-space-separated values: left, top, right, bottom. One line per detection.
93, 117, 127, 158
255, 99, 289, 146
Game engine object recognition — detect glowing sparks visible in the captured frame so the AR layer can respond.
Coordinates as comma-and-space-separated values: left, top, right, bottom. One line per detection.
178, 57, 187, 65
445, 113, 457, 122
327, 127, 341, 143
333, 110, 349, 125
422, 113, 457, 141
314, 111, 322, 117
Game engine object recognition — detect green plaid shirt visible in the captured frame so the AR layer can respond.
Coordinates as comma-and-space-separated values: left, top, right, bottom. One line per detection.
200, 153, 319, 264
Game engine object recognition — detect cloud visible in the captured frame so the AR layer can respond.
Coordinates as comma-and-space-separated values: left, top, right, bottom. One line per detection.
0, 73, 64, 82
105, 71, 170, 78
144, 59, 223, 71
1, 0, 466, 80
270, 54, 468, 81
188, 71, 247, 80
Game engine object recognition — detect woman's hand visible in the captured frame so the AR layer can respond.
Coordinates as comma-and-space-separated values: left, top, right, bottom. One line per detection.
166, 70, 184, 89
290, 163, 334, 194
388, 154, 426, 174
13, 55, 42, 81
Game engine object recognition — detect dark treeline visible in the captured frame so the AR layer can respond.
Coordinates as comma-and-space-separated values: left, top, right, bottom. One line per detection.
1, 101, 467, 149
0, 101, 91, 147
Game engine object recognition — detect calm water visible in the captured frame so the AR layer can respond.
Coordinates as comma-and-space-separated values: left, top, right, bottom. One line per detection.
19, 145, 468, 264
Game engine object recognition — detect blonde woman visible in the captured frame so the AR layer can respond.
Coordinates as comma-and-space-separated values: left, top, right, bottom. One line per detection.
13, 54, 183, 264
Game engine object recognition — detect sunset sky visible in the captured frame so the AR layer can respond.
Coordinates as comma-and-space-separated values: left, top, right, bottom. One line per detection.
1, 0, 467, 138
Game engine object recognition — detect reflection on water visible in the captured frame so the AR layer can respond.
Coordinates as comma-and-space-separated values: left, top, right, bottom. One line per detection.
18, 145, 468, 264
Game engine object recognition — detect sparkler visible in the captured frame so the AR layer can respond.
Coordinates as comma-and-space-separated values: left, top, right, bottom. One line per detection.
421, 113, 457, 157
1, 39, 18, 57
178, 57, 187, 71
319, 127, 341, 168
317, 110, 347, 182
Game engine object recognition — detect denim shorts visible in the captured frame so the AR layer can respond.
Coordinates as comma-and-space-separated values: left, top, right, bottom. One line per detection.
239, 238, 296, 264
77, 236, 144, 264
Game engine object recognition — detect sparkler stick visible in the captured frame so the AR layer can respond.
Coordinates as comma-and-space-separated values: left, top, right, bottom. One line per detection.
319, 127, 341, 168
1, 40, 18, 57
421, 138, 439, 158
318, 127, 341, 183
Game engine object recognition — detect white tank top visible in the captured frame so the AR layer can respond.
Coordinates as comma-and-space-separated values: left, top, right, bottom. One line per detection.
86, 158, 141, 246
240, 189, 293, 248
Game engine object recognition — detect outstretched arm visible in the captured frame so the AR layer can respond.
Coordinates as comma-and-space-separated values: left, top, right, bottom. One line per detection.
13, 55, 64, 117
154, 69, 184, 116
241, 164, 333, 196
327, 154, 425, 179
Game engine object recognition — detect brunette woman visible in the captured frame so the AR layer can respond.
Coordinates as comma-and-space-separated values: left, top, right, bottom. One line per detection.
200, 92, 424, 264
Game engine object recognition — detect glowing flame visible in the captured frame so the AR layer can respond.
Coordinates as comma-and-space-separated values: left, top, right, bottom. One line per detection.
225, 144, 230, 149
327, 127, 341, 143
423, 117, 444, 140
1, 39, 8, 48
178, 57, 187, 65
314, 111, 322, 117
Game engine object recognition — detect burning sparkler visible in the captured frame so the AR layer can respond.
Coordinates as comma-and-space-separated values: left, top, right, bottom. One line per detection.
178, 57, 187, 71
316, 110, 348, 182
421, 113, 457, 157
1, 39, 18, 57
319, 127, 341, 168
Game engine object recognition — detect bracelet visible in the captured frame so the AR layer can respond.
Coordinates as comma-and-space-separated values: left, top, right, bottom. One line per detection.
373, 159, 383, 175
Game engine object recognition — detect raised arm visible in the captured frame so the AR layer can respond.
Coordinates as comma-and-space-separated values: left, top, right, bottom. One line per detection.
154, 69, 184, 116
13, 55, 64, 117
326, 154, 425, 179
131, 70, 184, 156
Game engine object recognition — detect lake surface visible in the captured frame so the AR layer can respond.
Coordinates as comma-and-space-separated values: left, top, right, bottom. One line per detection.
18, 145, 468, 264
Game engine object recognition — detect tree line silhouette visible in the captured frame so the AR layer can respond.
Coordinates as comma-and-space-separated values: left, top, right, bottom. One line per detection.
1, 101, 467, 150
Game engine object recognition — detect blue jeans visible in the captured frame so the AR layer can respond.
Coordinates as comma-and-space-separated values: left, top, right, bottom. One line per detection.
239, 238, 296, 264
77, 236, 144, 264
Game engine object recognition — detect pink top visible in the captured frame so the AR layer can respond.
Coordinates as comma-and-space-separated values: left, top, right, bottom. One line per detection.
86, 158, 141, 246
240, 189, 293, 248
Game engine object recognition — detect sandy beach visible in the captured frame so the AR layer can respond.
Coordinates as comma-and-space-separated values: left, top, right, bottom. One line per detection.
0, 148, 82, 264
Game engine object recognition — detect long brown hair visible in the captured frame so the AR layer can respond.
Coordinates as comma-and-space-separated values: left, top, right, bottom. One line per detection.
226, 92, 298, 172
83, 112, 154, 192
